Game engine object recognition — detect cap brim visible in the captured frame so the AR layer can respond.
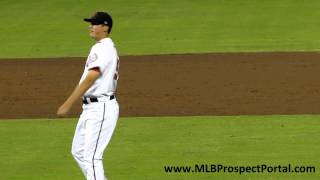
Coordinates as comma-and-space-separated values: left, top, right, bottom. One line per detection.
83, 18, 94, 22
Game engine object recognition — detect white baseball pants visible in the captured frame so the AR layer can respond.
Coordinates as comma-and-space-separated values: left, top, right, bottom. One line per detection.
71, 98, 119, 180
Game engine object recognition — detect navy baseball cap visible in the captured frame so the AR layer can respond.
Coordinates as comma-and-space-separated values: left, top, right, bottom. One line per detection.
84, 12, 113, 27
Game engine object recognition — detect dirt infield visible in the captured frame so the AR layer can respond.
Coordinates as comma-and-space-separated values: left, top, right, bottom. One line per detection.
1, 52, 320, 119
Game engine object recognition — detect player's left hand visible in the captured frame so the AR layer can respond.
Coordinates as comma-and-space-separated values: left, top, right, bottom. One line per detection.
57, 103, 71, 118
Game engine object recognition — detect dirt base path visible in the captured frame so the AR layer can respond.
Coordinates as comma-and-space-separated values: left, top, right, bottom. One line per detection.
1, 52, 320, 119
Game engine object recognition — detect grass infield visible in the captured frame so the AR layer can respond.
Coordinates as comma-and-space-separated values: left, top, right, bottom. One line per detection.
0, 115, 319, 179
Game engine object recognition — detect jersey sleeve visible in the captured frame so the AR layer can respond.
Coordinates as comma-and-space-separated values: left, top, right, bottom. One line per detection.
86, 44, 112, 73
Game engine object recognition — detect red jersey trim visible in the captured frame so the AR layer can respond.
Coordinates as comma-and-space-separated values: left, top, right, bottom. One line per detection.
89, 67, 101, 73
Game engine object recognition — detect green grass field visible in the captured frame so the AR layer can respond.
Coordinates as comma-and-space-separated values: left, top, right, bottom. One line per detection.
1, 0, 320, 58
0, 115, 319, 179
1, 1, 320, 179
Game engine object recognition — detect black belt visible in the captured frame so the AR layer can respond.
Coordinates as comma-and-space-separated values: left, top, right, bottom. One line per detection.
83, 95, 115, 104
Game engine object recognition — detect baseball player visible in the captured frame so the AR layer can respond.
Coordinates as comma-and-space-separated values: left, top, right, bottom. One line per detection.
57, 11, 120, 180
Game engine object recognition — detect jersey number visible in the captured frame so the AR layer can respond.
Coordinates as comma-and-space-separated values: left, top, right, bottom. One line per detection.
114, 58, 120, 80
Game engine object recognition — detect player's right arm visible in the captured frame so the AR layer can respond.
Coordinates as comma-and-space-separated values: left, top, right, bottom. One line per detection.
56, 69, 100, 117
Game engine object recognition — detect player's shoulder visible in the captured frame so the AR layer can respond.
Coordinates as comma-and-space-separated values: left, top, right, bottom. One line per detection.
93, 38, 114, 51
90, 43, 105, 55
98, 37, 114, 47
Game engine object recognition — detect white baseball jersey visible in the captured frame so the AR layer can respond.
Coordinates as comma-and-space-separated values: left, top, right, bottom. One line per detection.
71, 37, 120, 180
80, 37, 119, 97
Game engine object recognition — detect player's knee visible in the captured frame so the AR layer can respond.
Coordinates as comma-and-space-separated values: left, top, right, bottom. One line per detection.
71, 149, 82, 160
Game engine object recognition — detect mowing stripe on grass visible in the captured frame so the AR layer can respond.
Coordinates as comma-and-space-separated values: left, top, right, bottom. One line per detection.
1, 1, 320, 58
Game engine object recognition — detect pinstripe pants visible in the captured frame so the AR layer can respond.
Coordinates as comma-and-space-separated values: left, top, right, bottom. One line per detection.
71, 99, 119, 180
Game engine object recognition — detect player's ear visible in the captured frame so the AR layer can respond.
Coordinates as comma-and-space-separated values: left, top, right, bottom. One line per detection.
103, 25, 109, 33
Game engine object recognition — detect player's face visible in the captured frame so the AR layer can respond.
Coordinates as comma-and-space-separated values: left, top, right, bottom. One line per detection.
89, 24, 108, 41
